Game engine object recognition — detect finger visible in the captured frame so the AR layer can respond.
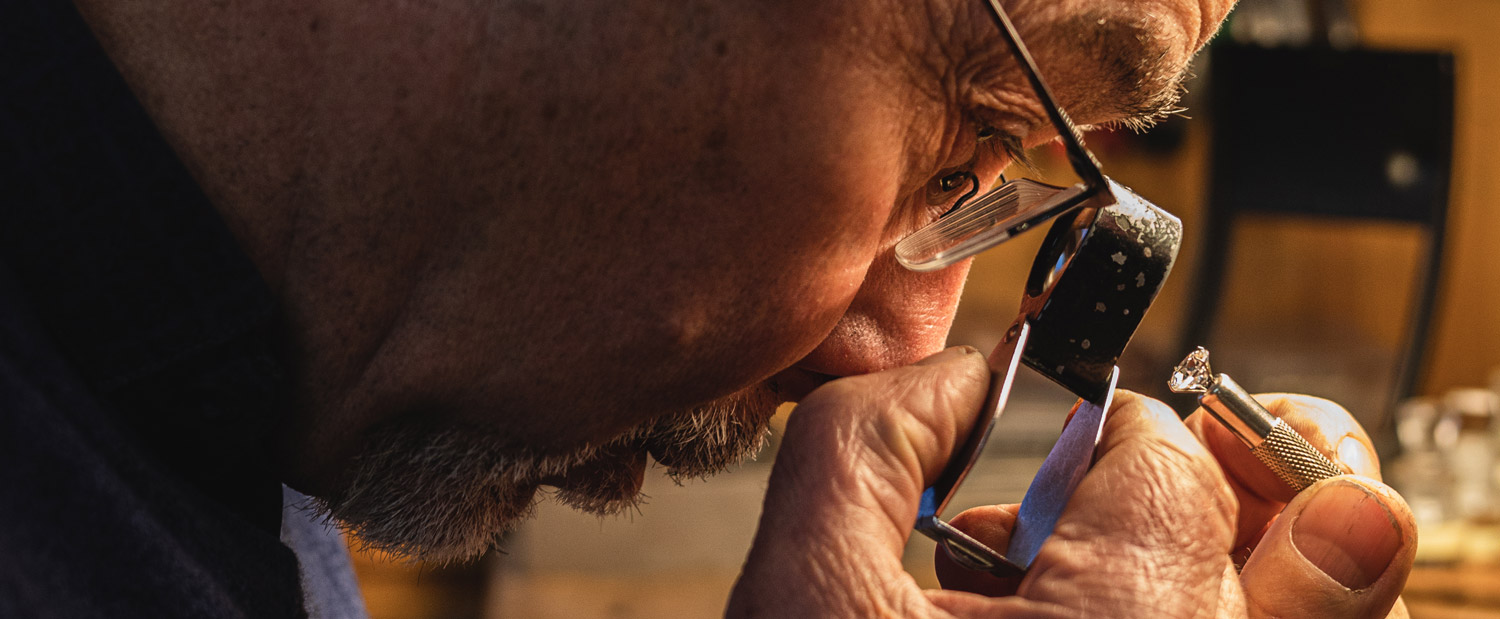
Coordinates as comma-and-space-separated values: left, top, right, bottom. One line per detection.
1013, 391, 1240, 617
934, 504, 1023, 597
1238, 476, 1416, 619
1186, 394, 1380, 552
1216, 557, 1247, 619
727, 346, 991, 618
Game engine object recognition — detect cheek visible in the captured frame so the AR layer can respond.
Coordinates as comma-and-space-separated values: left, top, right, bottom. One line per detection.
653, 160, 902, 399
623, 49, 934, 404
795, 244, 973, 377
707, 189, 897, 375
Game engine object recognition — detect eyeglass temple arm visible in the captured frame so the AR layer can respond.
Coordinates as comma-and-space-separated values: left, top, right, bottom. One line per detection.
980, 0, 1107, 189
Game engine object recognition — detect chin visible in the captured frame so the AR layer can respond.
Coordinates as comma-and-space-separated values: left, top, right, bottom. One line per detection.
311, 381, 784, 564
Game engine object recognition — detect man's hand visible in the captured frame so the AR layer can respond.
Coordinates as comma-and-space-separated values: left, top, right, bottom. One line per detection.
727, 347, 1416, 617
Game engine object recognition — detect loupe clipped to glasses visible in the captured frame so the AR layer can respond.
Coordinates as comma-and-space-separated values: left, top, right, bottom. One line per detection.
906, 0, 1185, 577
915, 180, 1182, 576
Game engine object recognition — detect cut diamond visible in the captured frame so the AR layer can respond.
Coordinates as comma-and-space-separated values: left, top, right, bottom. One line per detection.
1168, 347, 1214, 394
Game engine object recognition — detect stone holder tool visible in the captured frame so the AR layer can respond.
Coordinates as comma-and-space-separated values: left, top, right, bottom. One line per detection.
1168, 347, 1345, 492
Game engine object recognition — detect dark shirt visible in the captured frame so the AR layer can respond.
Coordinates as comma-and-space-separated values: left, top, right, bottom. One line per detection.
2, 1, 364, 616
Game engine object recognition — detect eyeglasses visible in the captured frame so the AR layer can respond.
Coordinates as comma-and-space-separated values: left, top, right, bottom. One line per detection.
910, 0, 1184, 577
894, 0, 1108, 273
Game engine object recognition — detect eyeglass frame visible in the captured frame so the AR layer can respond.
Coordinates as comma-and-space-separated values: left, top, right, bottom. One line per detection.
910, 0, 1167, 577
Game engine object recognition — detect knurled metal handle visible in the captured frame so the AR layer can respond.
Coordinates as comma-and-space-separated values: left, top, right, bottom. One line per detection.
1248, 419, 1346, 492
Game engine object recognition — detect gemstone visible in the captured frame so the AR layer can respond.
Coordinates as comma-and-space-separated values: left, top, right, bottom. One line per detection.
1168, 347, 1214, 394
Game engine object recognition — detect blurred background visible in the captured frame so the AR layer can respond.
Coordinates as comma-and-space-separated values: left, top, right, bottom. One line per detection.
346, 0, 1500, 616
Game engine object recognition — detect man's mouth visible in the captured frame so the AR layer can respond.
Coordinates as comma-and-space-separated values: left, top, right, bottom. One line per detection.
768, 366, 840, 402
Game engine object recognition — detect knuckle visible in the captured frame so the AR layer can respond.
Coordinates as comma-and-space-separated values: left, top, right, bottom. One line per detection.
1089, 391, 1240, 551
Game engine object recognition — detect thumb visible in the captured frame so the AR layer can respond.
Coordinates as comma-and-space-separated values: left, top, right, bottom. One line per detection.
1237, 476, 1417, 618
728, 346, 991, 618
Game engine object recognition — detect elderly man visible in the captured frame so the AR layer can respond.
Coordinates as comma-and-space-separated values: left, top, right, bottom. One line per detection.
2, 0, 1413, 616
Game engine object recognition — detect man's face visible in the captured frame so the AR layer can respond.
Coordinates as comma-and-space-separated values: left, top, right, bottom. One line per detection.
279, 0, 1234, 560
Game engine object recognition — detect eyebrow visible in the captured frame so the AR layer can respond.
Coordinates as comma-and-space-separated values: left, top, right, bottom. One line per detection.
978, 0, 1103, 188
1053, 10, 1192, 131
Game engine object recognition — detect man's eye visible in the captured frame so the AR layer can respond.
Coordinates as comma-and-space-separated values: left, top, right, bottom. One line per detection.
924, 171, 978, 220
926, 170, 968, 205
938, 171, 969, 193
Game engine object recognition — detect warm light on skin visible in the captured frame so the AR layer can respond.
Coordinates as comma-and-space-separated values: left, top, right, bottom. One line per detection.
74, 0, 1235, 557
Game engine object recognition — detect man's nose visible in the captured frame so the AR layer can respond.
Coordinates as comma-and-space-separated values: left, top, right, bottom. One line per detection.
795, 252, 971, 377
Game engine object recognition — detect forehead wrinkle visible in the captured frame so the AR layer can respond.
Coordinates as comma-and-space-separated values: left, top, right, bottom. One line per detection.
884, 1, 969, 170
941, 0, 1076, 143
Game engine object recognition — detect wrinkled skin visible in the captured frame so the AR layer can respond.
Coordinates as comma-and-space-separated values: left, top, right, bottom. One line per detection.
730, 349, 1415, 617
75, 0, 1233, 499
73, 0, 1415, 613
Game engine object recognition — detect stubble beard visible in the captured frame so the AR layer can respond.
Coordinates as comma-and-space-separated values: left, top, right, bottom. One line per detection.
309, 383, 782, 564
